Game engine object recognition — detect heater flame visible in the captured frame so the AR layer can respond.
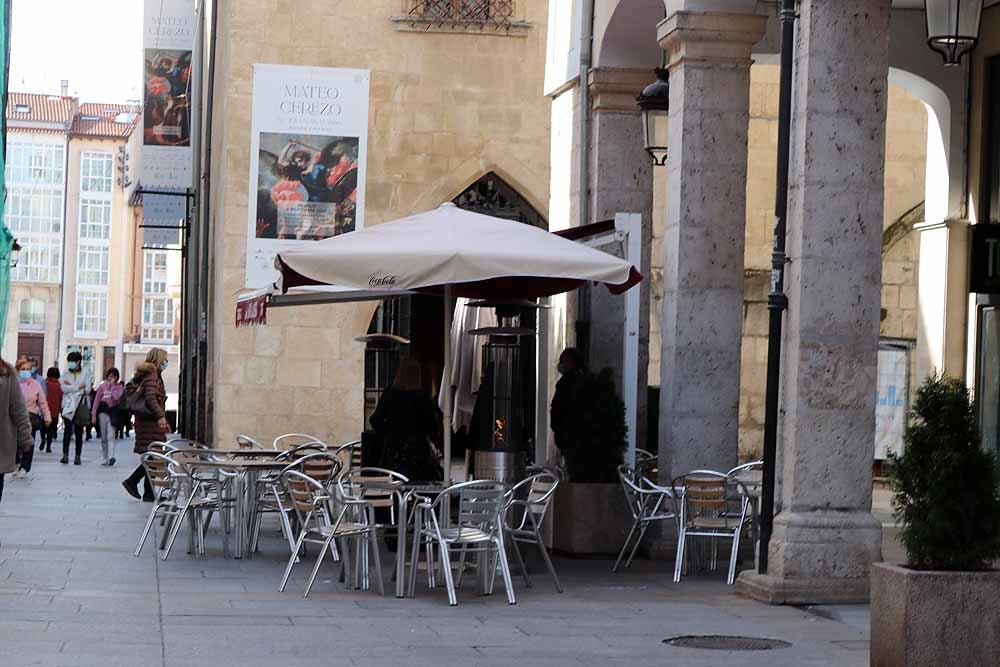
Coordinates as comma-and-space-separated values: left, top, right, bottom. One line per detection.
494, 418, 505, 444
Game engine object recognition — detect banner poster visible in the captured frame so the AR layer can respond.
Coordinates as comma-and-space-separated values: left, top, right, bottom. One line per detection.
874, 347, 909, 460
142, 0, 195, 245
245, 65, 370, 288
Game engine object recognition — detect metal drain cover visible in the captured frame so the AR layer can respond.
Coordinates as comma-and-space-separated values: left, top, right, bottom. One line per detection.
663, 635, 792, 651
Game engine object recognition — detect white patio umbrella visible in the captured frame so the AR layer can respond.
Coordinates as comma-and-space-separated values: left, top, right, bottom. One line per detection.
274, 202, 641, 480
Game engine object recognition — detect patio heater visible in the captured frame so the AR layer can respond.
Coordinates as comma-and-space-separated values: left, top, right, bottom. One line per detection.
469, 302, 535, 483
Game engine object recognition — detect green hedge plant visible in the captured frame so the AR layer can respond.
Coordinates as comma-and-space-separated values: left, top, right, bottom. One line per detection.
888, 375, 1000, 571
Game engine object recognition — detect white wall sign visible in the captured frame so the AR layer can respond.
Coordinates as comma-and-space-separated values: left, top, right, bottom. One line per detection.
245, 65, 370, 289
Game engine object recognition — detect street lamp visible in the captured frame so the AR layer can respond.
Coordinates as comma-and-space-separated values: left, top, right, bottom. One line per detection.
925, 0, 984, 66
9, 240, 21, 268
637, 67, 669, 166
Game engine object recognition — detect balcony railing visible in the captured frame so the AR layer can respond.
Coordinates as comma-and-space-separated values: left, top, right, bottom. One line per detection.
401, 0, 516, 31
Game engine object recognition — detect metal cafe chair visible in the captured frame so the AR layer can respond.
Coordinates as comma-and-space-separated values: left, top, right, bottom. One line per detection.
635, 448, 658, 477
498, 470, 563, 592
250, 451, 338, 555
278, 469, 382, 598
273, 433, 327, 451
236, 434, 265, 450
614, 464, 677, 573
332, 440, 363, 473
727, 460, 763, 477
408, 480, 516, 606
134, 452, 227, 560
339, 467, 409, 526
671, 470, 754, 585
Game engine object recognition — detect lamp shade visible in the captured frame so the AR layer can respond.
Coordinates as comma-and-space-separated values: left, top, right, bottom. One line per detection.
925, 0, 984, 65
637, 67, 669, 166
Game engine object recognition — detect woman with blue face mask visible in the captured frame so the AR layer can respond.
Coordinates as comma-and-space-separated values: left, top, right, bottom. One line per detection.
60, 351, 93, 465
14, 359, 51, 478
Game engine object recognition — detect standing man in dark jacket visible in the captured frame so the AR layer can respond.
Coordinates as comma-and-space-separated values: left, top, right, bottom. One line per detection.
550, 347, 586, 459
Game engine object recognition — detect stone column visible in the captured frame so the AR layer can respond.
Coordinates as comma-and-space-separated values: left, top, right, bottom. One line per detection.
587, 67, 654, 452
656, 9, 766, 480
737, 0, 889, 605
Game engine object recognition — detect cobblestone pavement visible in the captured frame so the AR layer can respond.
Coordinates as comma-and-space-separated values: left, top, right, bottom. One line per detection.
0, 437, 871, 666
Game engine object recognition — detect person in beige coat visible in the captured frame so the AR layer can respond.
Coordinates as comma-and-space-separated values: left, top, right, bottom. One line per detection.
0, 354, 34, 504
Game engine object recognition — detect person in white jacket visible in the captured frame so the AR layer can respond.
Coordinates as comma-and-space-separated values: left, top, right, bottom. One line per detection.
60, 351, 93, 465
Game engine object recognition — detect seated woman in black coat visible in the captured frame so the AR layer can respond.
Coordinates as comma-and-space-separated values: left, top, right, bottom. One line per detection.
370, 359, 443, 481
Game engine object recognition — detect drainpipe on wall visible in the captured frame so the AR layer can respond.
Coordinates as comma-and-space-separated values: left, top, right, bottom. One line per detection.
578, 0, 594, 232
574, 0, 595, 358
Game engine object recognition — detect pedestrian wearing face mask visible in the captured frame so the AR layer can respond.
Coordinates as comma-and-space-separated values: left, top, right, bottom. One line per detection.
60, 351, 93, 465
15, 359, 51, 478
0, 354, 33, 504
122, 348, 169, 502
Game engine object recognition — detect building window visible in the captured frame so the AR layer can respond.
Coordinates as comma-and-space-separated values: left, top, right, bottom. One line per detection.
77, 245, 110, 286
4, 138, 66, 284
79, 198, 112, 240
5, 139, 65, 185
143, 250, 169, 294
18, 299, 46, 329
75, 290, 108, 337
80, 151, 113, 194
141, 250, 174, 343
5, 190, 63, 234
11, 237, 62, 283
398, 0, 519, 32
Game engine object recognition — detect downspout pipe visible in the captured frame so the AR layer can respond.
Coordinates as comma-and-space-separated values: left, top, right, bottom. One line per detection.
579, 0, 594, 231
197, 0, 219, 442
758, 0, 796, 576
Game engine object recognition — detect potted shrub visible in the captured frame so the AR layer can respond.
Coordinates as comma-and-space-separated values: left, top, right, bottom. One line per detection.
552, 368, 633, 555
871, 375, 1000, 666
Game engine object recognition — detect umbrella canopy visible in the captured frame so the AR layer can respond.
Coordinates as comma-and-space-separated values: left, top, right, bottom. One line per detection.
275, 203, 641, 298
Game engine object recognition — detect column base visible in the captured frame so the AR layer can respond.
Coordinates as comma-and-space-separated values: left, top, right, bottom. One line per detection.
735, 571, 871, 605
736, 509, 882, 605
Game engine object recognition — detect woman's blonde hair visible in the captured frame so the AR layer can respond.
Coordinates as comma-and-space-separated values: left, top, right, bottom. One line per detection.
145, 348, 169, 368
16, 359, 33, 371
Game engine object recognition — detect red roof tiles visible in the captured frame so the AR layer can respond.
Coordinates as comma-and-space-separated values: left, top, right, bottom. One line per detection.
6, 93, 138, 141
71, 103, 139, 139
7, 92, 76, 126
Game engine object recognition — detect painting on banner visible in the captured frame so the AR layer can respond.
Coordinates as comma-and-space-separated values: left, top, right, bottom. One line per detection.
144, 48, 191, 147
245, 65, 370, 288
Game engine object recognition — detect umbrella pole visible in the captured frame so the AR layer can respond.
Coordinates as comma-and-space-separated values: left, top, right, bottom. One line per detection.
443, 285, 454, 483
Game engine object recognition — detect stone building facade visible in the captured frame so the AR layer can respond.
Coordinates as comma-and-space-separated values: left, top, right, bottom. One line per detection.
192, 0, 552, 447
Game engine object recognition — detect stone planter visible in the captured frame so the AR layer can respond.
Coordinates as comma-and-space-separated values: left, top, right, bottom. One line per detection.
551, 482, 632, 556
870, 562, 1000, 667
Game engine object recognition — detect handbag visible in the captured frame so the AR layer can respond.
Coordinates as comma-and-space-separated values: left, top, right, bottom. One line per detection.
73, 394, 93, 428
29, 412, 44, 432
126, 383, 155, 419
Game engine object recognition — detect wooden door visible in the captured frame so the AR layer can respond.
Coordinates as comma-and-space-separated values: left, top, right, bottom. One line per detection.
17, 333, 44, 368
